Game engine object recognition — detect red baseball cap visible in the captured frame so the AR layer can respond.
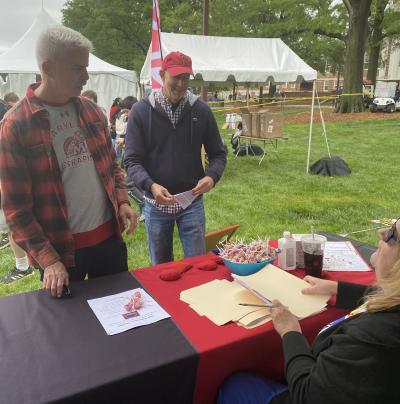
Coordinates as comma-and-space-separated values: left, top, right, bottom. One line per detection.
161, 51, 194, 77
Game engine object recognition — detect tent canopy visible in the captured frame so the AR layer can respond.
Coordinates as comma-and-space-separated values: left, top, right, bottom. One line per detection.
140, 32, 317, 85
0, 9, 138, 108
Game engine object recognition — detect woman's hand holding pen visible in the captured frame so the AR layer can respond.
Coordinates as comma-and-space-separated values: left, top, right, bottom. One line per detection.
270, 299, 302, 338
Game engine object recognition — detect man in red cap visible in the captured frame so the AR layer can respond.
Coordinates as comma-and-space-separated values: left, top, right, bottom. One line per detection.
125, 51, 227, 264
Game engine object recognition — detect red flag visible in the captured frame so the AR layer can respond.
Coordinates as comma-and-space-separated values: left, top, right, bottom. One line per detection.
151, 0, 162, 89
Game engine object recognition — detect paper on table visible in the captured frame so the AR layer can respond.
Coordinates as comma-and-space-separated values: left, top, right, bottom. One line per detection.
233, 265, 330, 318
323, 241, 372, 272
173, 190, 197, 209
87, 288, 170, 335
181, 279, 269, 326
235, 307, 271, 327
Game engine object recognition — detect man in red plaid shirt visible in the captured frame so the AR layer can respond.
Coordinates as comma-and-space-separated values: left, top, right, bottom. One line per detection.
0, 26, 137, 298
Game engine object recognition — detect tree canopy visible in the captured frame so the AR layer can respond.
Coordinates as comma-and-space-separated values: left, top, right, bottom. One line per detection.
62, 0, 400, 113
62, 0, 347, 73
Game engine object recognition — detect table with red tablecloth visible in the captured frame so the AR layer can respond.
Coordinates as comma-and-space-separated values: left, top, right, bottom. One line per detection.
133, 234, 377, 404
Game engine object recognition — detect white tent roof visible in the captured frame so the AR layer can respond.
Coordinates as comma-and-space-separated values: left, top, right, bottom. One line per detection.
0, 8, 137, 83
141, 32, 317, 85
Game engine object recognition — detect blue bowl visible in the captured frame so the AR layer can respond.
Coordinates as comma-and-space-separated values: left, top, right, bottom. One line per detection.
222, 256, 276, 276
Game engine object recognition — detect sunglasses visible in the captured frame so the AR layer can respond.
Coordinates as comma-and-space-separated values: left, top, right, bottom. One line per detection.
384, 219, 399, 243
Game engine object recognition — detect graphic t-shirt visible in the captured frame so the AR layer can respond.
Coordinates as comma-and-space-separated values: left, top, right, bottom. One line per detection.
47, 102, 112, 234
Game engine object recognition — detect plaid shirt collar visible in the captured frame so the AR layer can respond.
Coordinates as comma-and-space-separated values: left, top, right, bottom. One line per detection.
154, 88, 189, 127
25, 83, 81, 115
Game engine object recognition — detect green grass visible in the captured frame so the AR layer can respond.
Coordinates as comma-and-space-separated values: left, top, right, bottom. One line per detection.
1, 113, 399, 297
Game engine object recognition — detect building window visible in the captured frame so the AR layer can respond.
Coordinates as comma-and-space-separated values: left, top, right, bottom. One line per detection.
291, 82, 296, 89
323, 80, 329, 92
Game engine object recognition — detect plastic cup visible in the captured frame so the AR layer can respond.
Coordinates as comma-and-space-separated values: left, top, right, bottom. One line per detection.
301, 234, 327, 278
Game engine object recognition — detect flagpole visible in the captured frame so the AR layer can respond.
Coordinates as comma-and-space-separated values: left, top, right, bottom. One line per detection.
154, 0, 163, 60
151, 0, 163, 89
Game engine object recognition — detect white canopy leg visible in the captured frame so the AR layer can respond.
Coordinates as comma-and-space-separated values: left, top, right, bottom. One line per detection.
306, 80, 316, 173
315, 87, 331, 158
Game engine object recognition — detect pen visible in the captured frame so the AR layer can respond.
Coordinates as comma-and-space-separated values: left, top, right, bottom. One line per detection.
239, 303, 288, 309
239, 303, 272, 308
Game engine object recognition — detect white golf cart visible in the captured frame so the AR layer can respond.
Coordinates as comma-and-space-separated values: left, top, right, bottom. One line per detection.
369, 80, 400, 113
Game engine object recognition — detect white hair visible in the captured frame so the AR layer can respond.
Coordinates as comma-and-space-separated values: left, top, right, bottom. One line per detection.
36, 25, 93, 67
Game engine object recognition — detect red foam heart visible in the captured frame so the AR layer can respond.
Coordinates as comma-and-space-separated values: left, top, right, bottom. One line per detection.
159, 268, 182, 281
197, 260, 218, 271
208, 255, 224, 265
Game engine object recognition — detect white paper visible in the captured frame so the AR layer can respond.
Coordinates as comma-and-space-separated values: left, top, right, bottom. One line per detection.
87, 288, 170, 335
323, 241, 372, 272
173, 190, 197, 209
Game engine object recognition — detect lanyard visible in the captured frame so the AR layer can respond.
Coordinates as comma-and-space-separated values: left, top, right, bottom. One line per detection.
318, 303, 367, 335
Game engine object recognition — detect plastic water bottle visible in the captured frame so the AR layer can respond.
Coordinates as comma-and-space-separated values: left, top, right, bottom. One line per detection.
278, 231, 296, 271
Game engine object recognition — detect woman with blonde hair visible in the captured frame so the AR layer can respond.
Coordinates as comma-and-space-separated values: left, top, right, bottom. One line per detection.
219, 220, 400, 404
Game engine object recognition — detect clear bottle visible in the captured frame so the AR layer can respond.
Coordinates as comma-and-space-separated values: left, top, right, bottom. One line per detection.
278, 231, 296, 271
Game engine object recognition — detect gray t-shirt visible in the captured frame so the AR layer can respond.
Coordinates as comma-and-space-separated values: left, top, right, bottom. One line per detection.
47, 102, 112, 234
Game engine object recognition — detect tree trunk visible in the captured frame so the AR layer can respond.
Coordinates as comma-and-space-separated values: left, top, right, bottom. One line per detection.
336, 0, 372, 113
259, 86, 263, 105
367, 0, 388, 84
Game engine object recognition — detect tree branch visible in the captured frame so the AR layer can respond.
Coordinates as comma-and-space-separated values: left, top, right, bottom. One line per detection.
314, 28, 345, 41
343, 0, 353, 18
280, 27, 345, 42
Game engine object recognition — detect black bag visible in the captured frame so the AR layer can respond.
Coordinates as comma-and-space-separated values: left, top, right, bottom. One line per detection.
236, 144, 264, 156
309, 156, 351, 176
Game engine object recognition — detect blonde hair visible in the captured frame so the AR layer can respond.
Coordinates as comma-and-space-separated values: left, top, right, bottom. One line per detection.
36, 26, 93, 67
365, 254, 400, 312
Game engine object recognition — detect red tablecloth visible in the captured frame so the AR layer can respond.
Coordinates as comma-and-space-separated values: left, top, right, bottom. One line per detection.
132, 245, 376, 404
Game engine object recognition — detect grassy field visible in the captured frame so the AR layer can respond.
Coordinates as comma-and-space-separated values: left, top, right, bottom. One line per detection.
1, 112, 399, 297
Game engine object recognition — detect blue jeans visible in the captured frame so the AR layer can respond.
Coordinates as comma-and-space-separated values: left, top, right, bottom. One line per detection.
218, 372, 288, 404
144, 197, 206, 265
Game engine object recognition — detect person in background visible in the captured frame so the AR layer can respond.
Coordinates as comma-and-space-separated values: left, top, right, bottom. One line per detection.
115, 96, 138, 161
109, 97, 122, 146
81, 89, 108, 122
218, 219, 400, 404
4, 92, 20, 107
0, 188, 34, 283
0, 93, 34, 283
0, 98, 9, 249
0, 26, 137, 298
124, 51, 227, 265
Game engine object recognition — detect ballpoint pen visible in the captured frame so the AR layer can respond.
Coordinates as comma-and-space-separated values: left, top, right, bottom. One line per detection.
239, 303, 288, 309
239, 303, 272, 308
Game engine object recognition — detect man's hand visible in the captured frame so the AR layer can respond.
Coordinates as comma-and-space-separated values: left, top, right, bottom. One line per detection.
43, 261, 69, 298
150, 183, 176, 205
302, 276, 338, 296
119, 203, 137, 234
192, 176, 214, 196
270, 299, 301, 338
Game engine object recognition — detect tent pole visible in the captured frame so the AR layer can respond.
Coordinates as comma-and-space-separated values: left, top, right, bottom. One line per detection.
306, 80, 316, 173
315, 87, 331, 158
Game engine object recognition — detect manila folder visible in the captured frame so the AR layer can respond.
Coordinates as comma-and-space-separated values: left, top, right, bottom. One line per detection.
232, 265, 330, 318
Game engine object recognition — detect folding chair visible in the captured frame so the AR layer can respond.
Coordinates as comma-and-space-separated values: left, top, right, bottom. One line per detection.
204, 224, 240, 252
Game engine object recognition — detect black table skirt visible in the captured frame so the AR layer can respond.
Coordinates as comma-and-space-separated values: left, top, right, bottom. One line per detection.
0, 271, 198, 404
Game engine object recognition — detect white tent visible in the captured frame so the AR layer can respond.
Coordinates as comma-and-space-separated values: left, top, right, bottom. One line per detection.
0, 9, 139, 111
141, 32, 326, 172
140, 32, 317, 85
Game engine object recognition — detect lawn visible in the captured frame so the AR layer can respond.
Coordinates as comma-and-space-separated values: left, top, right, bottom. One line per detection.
1, 112, 399, 297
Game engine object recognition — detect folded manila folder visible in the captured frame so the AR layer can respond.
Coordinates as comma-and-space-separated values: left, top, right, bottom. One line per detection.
236, 307, 271, 327
181, 279, 270, 326
232, 265, 330, 318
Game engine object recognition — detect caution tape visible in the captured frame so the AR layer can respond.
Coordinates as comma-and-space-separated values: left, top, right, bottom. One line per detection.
210, 92, 365, 113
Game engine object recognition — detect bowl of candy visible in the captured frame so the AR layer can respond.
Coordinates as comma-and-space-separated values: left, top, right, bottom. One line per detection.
219, 239, 279, 276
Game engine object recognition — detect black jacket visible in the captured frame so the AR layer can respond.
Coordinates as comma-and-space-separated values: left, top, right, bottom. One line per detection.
124, 91, 227, 197
271, 282, 400, 404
